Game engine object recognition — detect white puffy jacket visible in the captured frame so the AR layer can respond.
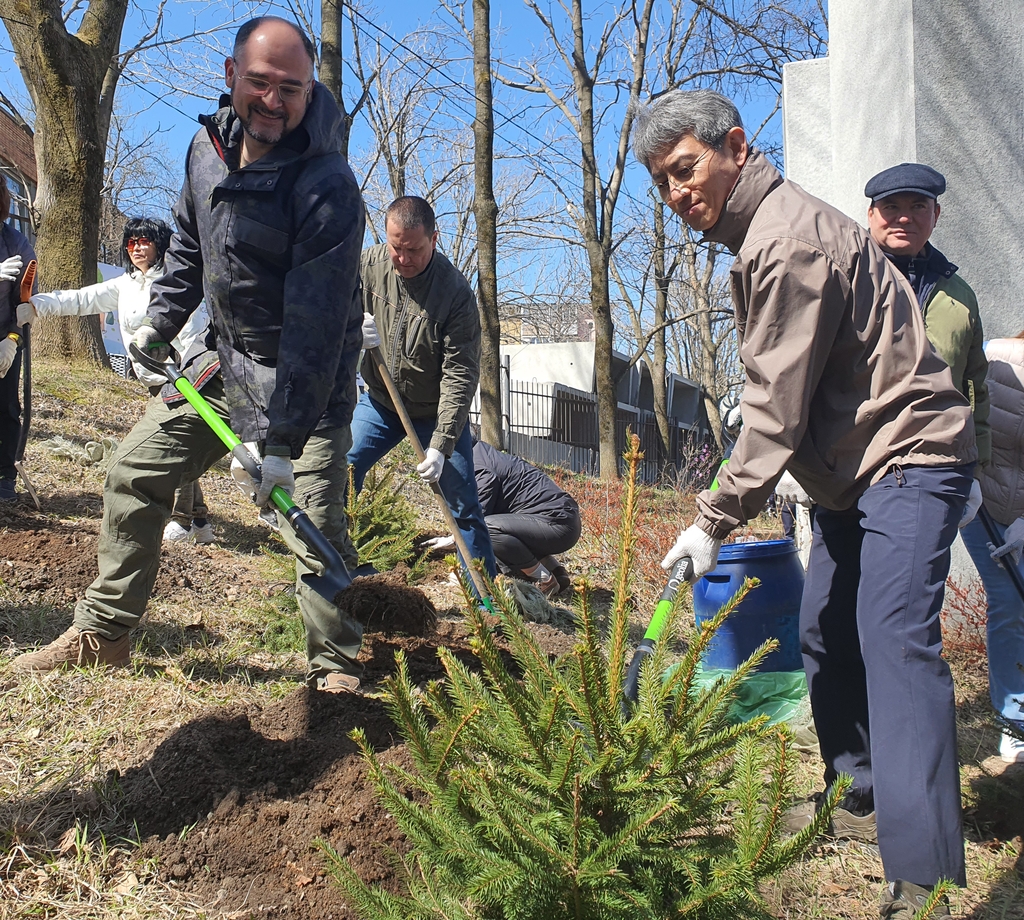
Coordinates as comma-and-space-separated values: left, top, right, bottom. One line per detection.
30, 266, 209, 387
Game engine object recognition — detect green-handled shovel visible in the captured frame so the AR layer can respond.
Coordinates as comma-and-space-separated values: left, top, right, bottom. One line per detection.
623, 556, 694, 706
129, 344, 352, 606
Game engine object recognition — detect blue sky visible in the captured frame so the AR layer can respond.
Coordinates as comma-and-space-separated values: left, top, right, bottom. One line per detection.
1, 0, 810, 213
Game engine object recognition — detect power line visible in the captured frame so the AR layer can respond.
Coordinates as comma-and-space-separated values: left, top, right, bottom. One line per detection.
344, 4, 659, 215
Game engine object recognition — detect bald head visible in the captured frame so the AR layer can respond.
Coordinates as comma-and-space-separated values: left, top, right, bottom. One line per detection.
234, 17, 316, 72
225, 17, 316, 163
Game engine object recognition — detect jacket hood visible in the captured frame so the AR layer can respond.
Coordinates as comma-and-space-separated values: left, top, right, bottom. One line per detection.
201, 82, 344, 167
702, 148, 783, 254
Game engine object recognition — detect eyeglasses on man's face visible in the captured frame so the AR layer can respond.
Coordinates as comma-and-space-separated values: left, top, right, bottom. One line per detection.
126, 237, 153, 249
236, 71, 311, 102
654, 147, 714, 200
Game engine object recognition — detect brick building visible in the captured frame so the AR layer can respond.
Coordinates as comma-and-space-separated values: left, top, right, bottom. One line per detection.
0, 104, 36, 240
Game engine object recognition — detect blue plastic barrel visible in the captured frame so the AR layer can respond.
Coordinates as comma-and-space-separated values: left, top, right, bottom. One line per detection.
692, 539, 804, 672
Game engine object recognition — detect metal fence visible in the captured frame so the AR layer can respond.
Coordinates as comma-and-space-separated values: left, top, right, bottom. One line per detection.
470, 375, 712, 485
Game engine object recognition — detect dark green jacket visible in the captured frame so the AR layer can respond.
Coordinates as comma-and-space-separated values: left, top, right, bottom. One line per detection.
360, 243, 480, 456
896, 245, 991, 466
921, 274, 990, 463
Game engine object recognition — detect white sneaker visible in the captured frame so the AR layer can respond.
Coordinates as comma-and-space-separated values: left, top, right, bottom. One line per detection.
999, 731, 1024, 763
163, 521, 190, 542
190, 522, 216, 544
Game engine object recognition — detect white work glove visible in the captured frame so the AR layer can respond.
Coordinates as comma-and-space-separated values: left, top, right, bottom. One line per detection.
255, 454, 295, 507
230, 442, 260, 497
361, 312, 380, 350
661, 523, 722, 582
132, 323, 171, 362
775, 470, 812, 508
0, 336, 16, 378
417, 447, 445, 484
0, 255, 23, 282
424, 534, 456, 552
16, 301, 37, 326
991, 516, 1024, 567
959, 479, 983, 529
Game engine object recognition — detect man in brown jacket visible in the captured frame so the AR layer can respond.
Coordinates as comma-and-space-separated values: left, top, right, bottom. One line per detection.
632, 89, 976, 917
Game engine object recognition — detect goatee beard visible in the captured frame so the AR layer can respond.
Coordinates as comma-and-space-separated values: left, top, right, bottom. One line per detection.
242, 111, 285, 145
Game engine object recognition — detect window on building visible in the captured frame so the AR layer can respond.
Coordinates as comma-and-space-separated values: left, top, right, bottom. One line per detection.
4, 173, 35, 241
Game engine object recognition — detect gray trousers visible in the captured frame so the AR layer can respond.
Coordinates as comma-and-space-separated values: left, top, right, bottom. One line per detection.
73, 376, 362, 682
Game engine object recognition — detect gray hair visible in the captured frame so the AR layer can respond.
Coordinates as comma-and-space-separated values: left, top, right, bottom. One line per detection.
632, 89, 743, 170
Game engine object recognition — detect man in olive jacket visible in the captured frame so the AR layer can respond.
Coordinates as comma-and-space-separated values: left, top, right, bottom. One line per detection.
865, 162, 990, 471
15, 17, 366, 694
352, 196, 496, 585
632, 89, 976, 916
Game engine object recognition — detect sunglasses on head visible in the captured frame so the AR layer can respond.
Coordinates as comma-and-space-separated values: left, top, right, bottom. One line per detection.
126, 237, 153, 249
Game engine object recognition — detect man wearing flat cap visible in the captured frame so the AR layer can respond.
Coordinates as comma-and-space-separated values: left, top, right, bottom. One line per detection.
866, 163, 990, 506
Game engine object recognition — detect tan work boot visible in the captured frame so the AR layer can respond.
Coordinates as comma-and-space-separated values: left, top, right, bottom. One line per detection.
12, 626, 130, 673
316, 672, 362, 695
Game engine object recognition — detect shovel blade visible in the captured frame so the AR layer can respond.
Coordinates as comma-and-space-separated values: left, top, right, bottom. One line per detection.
300, 570, 352, 609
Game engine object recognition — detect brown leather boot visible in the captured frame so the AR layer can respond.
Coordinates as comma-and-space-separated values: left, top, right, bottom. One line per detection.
316, 672, 362, 694
13, 626, 131, 672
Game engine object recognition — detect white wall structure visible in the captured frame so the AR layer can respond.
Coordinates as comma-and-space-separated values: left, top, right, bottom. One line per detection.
782, 0, 1024, 339
782, 0, 1024, 594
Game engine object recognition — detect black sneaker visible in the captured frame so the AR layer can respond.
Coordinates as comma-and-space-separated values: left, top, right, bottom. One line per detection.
0, 478, 16, 502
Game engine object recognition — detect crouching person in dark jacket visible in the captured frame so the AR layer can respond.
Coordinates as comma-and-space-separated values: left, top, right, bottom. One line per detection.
428, 441, 581, 598
14, 17, 367, 695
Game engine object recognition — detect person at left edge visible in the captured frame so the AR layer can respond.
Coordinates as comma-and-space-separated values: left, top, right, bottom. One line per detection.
0, 180, 37, 503
13, 16, 367, 695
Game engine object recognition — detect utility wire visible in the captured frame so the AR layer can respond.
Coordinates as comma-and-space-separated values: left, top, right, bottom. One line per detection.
345, 4, 661, 214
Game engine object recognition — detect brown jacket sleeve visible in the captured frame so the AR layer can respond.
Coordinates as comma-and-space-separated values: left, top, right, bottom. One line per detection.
695, 238, 848, 539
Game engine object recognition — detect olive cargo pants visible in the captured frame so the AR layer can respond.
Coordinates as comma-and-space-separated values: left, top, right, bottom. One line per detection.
73, 376, 362, 682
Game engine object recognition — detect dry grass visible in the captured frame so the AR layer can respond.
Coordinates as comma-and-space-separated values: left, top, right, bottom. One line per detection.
0, 356, 1021, 918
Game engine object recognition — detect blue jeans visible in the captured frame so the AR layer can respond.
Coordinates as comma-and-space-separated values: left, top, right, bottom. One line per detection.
960, 515, 1024, 722
348, 393, 496, 584
800, 463, 971, 887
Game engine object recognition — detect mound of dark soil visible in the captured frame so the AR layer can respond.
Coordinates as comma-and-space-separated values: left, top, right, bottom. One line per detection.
123, 617, 496, 920
0, 521, 245, 608
336, 571, 437, 636
126, 686, 407, 918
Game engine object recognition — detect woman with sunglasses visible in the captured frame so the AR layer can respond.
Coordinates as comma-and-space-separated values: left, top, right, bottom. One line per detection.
17, 217, 216, 543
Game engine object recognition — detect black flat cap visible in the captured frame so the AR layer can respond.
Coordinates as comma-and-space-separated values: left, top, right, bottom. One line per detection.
864, 163, 946, 201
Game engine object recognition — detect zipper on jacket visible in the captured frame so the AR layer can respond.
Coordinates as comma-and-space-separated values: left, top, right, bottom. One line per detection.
388, 288, 410, 381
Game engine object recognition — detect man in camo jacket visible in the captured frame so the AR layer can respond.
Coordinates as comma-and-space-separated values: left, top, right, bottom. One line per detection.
14, 17, 367, 694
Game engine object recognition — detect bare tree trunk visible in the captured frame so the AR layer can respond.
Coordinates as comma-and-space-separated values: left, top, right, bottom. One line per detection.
686, 240, 725, 449
558, 0, 655, 479
1, 0, 129, 364
651, 200, 672, 465
472, 0, 501, 449
320, 0, 354, 157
